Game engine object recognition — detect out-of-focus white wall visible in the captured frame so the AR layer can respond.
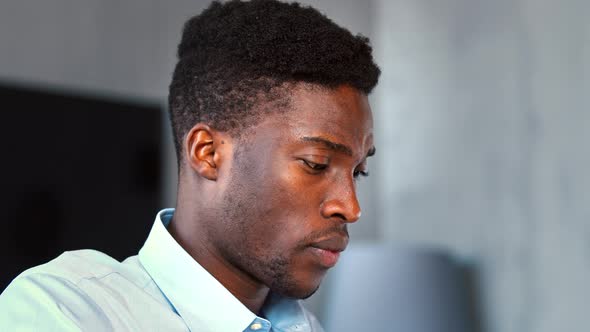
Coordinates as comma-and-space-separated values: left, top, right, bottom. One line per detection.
1, 0, 589, 331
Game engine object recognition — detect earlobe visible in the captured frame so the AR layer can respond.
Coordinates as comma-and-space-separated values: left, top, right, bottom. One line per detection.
185, 124, 219, 180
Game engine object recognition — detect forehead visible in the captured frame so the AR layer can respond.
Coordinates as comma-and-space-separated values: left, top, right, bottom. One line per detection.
284, 84, 374, 150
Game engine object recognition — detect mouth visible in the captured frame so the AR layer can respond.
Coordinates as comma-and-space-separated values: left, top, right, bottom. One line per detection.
308, 235, 348, 268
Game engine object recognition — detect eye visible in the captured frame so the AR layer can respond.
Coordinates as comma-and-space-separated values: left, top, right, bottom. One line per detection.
301, 159, 328, 173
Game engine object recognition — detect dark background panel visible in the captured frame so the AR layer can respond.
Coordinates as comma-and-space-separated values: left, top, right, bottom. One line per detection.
0, 84, 162, 291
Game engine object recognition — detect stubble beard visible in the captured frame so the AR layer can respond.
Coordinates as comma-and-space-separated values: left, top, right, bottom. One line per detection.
217, 143, 320, 300
217, 214, 319, 299
217, 187, 319, 299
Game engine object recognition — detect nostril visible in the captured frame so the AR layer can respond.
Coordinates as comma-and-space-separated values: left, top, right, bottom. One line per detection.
332, 213, 347, 221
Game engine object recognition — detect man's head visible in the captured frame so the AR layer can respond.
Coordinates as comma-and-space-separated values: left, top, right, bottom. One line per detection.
168, 0, 380, 300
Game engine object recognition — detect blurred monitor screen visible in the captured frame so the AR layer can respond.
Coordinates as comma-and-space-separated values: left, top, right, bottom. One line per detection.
0, 84, 162, 291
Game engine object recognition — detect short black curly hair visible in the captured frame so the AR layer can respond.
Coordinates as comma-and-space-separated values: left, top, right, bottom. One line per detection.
168, 0, 380, 163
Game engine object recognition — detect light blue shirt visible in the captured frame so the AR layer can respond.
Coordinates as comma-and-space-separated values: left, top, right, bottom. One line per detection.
0, 209, 324, 332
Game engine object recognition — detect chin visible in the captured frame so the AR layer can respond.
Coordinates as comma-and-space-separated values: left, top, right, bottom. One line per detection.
280, 283, 320, 300
298, 285, 321, 300
259, 253, 328, 299
271, 272, 324, 299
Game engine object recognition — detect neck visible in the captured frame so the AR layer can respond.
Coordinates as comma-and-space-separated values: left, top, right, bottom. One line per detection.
168, 200, 270, 314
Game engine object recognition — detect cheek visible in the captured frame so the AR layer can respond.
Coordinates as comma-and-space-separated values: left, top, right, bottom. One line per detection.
229, 148, 324, 250
278, 163, 324, 235
251, 163, 319, 247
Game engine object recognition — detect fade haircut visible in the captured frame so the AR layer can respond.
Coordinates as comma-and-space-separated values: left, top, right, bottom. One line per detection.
168, 0, 380, 163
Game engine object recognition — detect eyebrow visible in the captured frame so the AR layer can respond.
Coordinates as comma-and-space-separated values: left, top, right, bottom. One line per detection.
301, 136, 376, 158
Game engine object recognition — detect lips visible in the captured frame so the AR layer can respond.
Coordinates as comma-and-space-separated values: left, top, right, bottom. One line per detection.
308, 235, 348, 268
310, 235, 348, 253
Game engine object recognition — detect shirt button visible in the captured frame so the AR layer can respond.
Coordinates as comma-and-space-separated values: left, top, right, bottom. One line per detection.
250, 323, 263, 330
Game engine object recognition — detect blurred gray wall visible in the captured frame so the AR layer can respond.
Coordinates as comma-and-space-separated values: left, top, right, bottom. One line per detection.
371, 1, 590, 332
1, 1, 589, 331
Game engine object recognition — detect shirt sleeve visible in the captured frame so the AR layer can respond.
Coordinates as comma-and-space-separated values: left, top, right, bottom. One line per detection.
0, 273, 113, 331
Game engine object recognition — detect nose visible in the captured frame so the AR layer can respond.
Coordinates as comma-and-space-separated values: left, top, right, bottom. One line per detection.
320, 176, 361, 223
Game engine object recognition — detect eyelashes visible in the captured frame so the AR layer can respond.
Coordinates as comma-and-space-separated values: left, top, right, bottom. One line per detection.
300, 159, 369, 179
301, 159, 328, 172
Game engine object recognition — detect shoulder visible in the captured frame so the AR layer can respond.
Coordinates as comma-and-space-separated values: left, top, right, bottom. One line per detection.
17, 249, 135, 280
13, 249, 152, 291
0, 250, 152, 330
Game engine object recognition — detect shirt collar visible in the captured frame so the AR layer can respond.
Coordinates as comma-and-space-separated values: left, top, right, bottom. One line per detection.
263, 293, 312, 332
139, 209, 258, 332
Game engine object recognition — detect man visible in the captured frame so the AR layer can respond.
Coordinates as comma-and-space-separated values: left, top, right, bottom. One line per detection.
0, 0, 380, 330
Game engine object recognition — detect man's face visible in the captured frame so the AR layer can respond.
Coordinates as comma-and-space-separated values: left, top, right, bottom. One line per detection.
214, 84, 374, 299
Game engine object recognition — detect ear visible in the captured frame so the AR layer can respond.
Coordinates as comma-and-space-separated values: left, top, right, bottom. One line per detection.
184, 124, 222, 181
